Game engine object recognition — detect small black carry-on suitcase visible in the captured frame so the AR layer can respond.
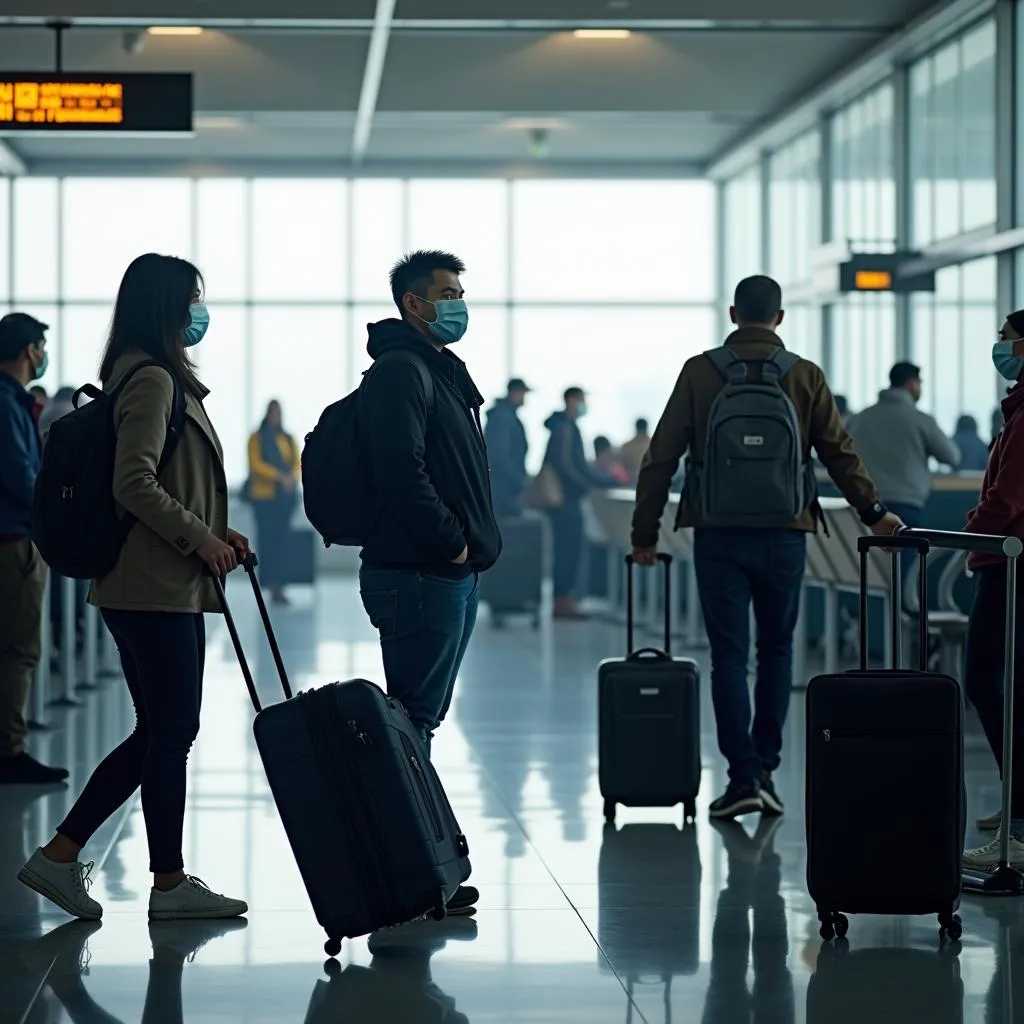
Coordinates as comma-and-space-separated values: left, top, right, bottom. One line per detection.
480, 514, 547, 628
598, 554, 701, 823
214, 556, 471, 958
806, 533, 965, 942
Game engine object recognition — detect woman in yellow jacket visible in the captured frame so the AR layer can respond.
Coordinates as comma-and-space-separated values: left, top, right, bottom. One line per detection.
247, 400, 300, 604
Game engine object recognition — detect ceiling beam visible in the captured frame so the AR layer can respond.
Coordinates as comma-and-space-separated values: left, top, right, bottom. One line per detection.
0, 138, 27, 175
351, 0, 395, 165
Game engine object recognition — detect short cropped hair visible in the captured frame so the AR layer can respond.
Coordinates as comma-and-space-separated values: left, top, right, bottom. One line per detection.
564, 386, 585, 404
635, 418, 649, 433
733, 275, 783, 325
389, 250, 466, 315
889, 362, 921, 389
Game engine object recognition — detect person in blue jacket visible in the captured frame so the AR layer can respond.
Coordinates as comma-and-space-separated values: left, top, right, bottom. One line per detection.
484, 378, 531, 518
542, 387, 616, 620
0, 312, 68, 785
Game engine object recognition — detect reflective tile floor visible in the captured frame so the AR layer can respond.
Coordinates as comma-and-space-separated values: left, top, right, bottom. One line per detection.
1, 579, 1022, 1023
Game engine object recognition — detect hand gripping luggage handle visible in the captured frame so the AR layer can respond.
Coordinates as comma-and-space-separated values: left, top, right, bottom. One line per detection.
210, 554, 294, 714
855, 534, 930, 671
625, 553, 673, 658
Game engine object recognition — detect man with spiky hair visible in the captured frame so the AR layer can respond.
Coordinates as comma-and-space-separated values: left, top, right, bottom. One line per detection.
357, 250, 501, 916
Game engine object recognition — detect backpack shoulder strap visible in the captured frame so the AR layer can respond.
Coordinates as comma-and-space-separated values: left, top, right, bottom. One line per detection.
111, 360, 186, 472
763, 348, 799, 383
367, 350, 436, 415
705, 347, 747, 384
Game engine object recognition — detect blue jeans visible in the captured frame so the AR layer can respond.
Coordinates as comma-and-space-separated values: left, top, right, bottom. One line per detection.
693, 528, 806, 785
359, 568, 479, 752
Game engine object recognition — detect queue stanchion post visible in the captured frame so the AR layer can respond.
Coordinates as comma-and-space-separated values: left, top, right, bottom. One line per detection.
77, 600, 100, 692
48, 575, 83, 708
28, 570, 52, 730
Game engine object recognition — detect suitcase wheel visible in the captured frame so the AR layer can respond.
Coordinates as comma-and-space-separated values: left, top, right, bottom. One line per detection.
324, 936, 342, 958
939, 913, 962, 942
818, 912, 848, 940
430, 903, 447, 922
603, 799, 616, 823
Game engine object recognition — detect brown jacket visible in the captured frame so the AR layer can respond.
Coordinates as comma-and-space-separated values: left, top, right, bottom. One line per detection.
631, 327, 878, 547
90, 351, 228, 614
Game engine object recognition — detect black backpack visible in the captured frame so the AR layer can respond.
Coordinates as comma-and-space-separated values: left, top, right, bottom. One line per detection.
32, 361, 186, 580
302, 351, 434, 547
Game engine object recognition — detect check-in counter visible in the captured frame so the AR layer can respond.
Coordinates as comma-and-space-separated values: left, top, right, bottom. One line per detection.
587, 472, 983, 679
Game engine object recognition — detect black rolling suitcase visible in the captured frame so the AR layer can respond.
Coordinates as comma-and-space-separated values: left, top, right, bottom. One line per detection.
806, 534, 965, 942
480, 515, 547, 628
598, 554, 701, 823
214, 556, 471, 958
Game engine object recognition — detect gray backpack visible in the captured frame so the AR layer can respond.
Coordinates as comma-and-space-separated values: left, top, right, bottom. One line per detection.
686, 347, 813, 527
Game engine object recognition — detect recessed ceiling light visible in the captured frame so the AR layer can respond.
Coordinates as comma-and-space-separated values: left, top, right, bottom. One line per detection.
572, 28, 632, 39
148, 26, 204, 36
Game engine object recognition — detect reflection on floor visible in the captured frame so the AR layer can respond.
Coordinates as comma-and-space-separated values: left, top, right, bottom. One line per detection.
0, 579, 1021, 1023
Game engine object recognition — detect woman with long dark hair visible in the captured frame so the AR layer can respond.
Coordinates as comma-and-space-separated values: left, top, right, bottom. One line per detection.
246, 399, 300, 604
18, 253, 250, 921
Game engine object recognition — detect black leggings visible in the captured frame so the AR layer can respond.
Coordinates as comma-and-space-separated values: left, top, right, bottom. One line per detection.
963, 564, 1024, 819
59, 610, 205, 873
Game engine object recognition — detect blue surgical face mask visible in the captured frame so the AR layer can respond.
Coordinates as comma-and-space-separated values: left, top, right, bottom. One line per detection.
33, 347, 48, 381
183, 303, 210, 348
576, 402, 588, 418
992, 340, 1024, 382
415, 297, 469, 345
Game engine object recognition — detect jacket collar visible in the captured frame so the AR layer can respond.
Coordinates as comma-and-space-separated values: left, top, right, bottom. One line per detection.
0, 371, 34, 411
878, 387, 915, 407
724, 326, 785, 349
107, 350, 210, 400
1002, 381, 1024, 420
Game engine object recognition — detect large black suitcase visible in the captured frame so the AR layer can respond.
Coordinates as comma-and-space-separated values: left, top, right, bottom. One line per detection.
480, 515, 547, 628
215, 556, 471, 958
598, 554, 701, 823
806, 534, 964, 941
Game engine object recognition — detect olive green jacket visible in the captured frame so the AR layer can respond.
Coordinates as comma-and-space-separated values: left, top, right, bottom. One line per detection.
632, 327, 880, 547
90, 351, 228, 614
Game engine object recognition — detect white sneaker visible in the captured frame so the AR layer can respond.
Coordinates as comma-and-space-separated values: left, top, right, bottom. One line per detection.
148, 876, 247, 920
17, 849, 103, 921
962, 828, 1024, 872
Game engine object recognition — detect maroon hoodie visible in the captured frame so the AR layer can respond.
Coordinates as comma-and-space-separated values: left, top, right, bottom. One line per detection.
965, 382, 1024, 569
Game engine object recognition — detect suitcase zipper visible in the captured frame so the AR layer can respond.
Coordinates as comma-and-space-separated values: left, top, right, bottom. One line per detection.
401, 735, 444, 842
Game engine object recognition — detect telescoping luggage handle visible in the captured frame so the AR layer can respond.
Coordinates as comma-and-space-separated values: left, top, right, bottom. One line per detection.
210, 554, 293, 714
624, 553, 673, 659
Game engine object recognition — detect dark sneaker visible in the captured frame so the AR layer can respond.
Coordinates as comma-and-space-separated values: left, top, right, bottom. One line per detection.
0, 752, 69, 784
709, 780, 762, 820
445, 884, 479, 916
760, 772, 785, 816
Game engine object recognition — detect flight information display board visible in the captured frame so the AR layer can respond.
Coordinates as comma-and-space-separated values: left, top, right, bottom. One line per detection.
0, 73, 192, 132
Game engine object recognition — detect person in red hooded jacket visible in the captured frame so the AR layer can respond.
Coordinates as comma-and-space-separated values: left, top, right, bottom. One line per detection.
961, 308, 1024, 872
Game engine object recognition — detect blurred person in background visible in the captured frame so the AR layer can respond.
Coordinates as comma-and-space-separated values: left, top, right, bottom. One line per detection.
592, 436, 630, 486
846, 361, 960, 577
484, 378, 531, 519
246, 399, 300, 605
618, 418, 651, 485
29, 385, 47, 414
542, 387, 616, 620
833, 394, 851, 425
0, 313, 66, 785
39, 385, 75, 446
952, 414, 990, 472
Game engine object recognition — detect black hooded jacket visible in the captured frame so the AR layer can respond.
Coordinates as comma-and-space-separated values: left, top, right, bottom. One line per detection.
357, 318, 501, 578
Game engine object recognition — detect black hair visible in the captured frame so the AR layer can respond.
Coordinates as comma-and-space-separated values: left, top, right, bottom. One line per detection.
594, 436, 612, 456
99, 253, 205, 396
29, 385, 47, 399
389, 250, 466, 317
261, 399, 283, 431
564, 386, 585, 404
733, 275, 783, 326
956, 414, 978, 433
889, 362, 921, 389
635, 417, 649, 433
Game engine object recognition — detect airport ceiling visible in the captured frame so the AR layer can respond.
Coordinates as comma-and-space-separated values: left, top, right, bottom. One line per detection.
0, 0, 946, 175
